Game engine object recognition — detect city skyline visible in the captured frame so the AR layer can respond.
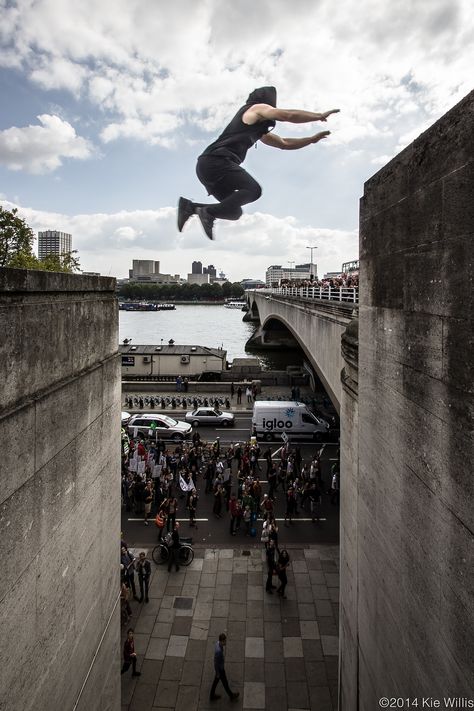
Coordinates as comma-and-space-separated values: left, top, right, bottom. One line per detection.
1, 1, 472, 280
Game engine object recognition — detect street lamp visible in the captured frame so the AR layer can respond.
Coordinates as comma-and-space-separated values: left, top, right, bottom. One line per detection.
306, 245, 318, 280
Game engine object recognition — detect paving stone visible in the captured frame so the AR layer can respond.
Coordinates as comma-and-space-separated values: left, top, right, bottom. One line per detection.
265, 685, 290, 711
308, 684, 333, 711
286, 680, 309, 709
284, 658, 307, 681
130, 682, 156, 710
227, 620, 246, 640
226, 638, 245, 662
302, 639, 324, 661
180, 584, 199, 598
247, 585, 263, 601
217, 558, 234, 571
165, 584, 183, 596
244, 660, 265, 682
245, 636, 264, 658
188, 558, 203, 571
175, 684, 200, 711
317, 618, 338, 636
300, 620, 320, 639
184, 571, 202, 586
154, 680, 179, 708
281, 618, 301, 637
330, 684, 339, 709
246, 618, 264, 637
265, 662, 286, 687
283, 636, 304, 658
229, 602, 247, 621
214, 584, 231, 601
160, 595, 175, 609
230, 587, 247, 604
208, 617, 228, 636
189, 620, 209, 640
202, 560, 218, 573
295, 586, 314, 603
139, 659, 163, 685
160, 657, 184, 680
243, 681, 265, 709
263, 604, 281, 621
248, 571, 262, 586
320, 635, 339, 656
212, 600, 230, 617
247, 601, 264, 619
157, 608, 175, 623
185, 639, 207, 661
197, 588, 214, 603
315, 599, 333, 617
172, 617, 192, 635
298, 603, 316, 620
219, 549, 234, 558
145, 637, 168, 661
166, 635, 188, 657
305, 660, 328, 686
233, 559, 249, 574
200, 573, 217, 588
152, 621, 172, 638
226, 660, 244, 683
216, 571, 233, 585
323, 573, 339, 588
193, 602, 213, 620
264, 621, 283, 641
309, 570, 326, 585
328, 587, 339, 603
231, 573, 248, 588
134, 613, 157, 635
280, 600, 299, 617
325, 659, 339, 683
293, 573, 311, 588
264, 639, 283, 661
204, 549, 218, 559
320, 560, 337, 571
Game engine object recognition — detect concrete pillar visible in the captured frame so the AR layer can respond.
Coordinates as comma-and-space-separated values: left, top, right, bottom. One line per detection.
0, 269, 121, 711
342, 90, 474, 707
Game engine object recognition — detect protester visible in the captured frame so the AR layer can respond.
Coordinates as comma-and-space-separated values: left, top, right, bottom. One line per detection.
209, 633, 239, 701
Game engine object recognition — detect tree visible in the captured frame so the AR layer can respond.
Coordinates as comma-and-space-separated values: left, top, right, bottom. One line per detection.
0, 206, 35, 267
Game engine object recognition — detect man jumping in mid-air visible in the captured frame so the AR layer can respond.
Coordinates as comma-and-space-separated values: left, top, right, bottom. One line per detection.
177, 86, 339, 240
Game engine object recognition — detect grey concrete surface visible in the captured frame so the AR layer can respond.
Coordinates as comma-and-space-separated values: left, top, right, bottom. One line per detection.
121, 546, 339, 711
0, 268, 122, 711
339, 89, 474, 708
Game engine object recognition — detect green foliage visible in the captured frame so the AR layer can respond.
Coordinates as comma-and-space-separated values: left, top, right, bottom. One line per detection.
0, 206, 80, 272
118, 280, 244, 302
0, 206, 35, 267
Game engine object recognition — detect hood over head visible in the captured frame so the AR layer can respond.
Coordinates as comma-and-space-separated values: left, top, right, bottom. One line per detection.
246, 86, 277, 107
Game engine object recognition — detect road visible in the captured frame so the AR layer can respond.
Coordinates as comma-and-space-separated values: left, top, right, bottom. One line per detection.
121, 413, 340, 550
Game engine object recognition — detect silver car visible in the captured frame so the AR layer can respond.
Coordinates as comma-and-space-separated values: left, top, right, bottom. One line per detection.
185, 407, 235, 428
127, 413, 192, 441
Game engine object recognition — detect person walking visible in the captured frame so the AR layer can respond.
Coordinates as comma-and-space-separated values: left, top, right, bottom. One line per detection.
276, 549, 290, 599
167, 522, 181, 572
121, 629, 141, 677
236, 386, 242, 405
209, 633, 239, 702
120, 546, 139, 601
136, 551, 151, 603
188, 488, 198, 528
265, 539, 277, 594
178, 86, 339, 240
143, 480, 153, 526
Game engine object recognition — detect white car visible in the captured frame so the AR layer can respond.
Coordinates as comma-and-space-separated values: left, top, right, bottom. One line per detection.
185, 407, 235, 427
127, 413, 192, 441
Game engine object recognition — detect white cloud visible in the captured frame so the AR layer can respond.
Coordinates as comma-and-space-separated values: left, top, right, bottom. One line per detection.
0, 199, 357, 281
0, 115, 94, 174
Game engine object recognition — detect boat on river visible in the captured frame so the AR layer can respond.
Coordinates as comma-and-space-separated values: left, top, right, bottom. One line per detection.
119, 302, 176, 311
224, 301, 246, 309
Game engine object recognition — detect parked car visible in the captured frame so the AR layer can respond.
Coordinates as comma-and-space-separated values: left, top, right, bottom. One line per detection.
185, 407, 235, 427
127, 413, 192, 441
121, 411, 131, 426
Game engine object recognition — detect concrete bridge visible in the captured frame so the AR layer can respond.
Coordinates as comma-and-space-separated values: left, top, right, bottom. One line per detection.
245, 288, 358, 413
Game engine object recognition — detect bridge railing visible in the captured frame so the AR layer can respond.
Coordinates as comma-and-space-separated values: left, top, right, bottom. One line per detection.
260, 286, 359, 304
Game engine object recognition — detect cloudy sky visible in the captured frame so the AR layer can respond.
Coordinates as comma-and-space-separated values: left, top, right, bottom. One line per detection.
0, 0, 472, 281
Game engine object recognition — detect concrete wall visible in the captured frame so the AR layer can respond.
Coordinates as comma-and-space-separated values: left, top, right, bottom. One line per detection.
340, 91, 474, 707
0, 269, 121, 711
247, 293, 356, 412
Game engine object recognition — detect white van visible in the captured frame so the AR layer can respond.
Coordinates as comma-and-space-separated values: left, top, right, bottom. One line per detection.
252, 401, 329, 442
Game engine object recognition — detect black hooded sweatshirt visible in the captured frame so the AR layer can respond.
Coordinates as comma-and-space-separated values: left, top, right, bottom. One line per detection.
200, 86, 277, 165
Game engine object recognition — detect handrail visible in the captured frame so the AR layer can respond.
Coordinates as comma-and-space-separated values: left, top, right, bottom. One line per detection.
256, 286, 359, 305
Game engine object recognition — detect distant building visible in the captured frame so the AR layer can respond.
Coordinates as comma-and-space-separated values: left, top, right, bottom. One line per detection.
187, 273, 210, 285
192, 261, 202, 274
37, 230, 72, 259
265, 263, 317, 287
207, 264, 217, 279
241, 278, 266, 290
127, 259, 181, 284
342, 259, 359, 273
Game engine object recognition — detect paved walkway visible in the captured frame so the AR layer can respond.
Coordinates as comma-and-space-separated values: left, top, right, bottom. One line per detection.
121, 545, 339, 711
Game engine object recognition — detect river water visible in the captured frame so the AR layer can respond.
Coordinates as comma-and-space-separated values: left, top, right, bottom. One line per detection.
119, 304, 302, 369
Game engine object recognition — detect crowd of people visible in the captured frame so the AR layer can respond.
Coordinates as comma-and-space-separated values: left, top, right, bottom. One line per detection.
279, 271, 359, 290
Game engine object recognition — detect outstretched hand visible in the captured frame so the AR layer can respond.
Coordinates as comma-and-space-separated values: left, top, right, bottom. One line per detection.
313, 130, 331, 142
319, 109, 340, 121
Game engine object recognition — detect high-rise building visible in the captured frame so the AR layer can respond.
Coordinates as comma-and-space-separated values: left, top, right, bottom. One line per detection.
37, 230, 72, 259
207, 264, 217, 278
192, 261, 202, 274
129, 260, 160, 278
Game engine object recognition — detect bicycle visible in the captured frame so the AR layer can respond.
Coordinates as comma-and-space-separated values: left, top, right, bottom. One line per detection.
152, 536, 194, 567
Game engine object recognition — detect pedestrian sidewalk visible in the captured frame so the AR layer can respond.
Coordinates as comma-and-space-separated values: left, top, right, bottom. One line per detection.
121, 545, 339, 711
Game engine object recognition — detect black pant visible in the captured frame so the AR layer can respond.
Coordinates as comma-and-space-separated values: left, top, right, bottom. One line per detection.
168, 547, 180, 571
121, 656, 137, 674
210, 669, 233, 699
196, 155, 262, 220
138, 575, 150, 601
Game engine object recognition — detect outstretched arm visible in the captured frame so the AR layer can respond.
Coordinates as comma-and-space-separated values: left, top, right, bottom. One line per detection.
243, 105, 339, 125
260, 131, 331, 150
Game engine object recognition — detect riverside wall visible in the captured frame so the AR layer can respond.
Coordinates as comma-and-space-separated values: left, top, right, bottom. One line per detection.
0, 269, 121, 711
339, 91, 474, 707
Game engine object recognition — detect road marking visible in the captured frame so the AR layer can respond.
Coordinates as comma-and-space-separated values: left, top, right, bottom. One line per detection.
127, 518, 209, 522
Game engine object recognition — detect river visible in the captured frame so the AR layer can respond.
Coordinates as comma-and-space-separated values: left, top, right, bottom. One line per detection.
119, 304, 303, 369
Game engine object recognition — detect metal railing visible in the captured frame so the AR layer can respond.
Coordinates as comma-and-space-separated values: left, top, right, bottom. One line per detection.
261, 286, 359, 304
